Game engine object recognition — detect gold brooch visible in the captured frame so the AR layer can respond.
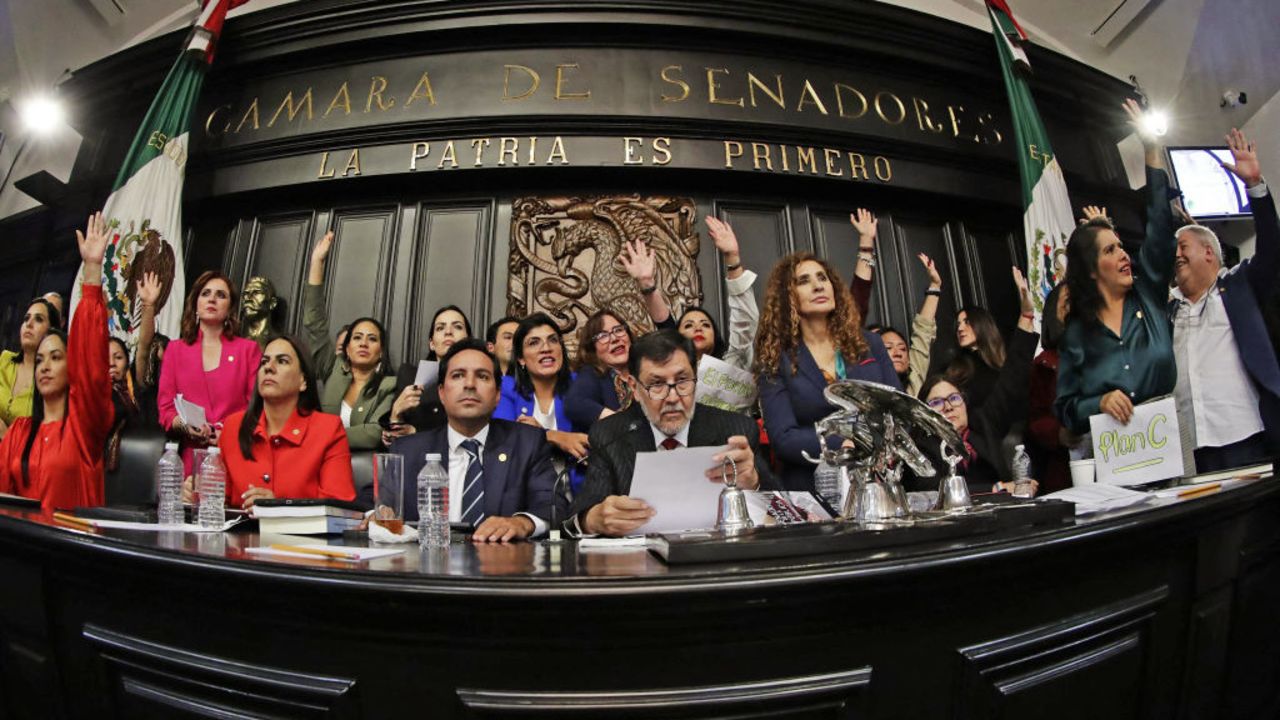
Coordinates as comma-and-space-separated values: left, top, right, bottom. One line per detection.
499, 453, 508, 462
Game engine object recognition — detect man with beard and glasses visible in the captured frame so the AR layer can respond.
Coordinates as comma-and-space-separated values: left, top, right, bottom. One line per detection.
377, 339, 559, 543
565, 330, 774, 537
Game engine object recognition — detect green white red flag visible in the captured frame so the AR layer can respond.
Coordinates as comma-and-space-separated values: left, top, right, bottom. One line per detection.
987, 0, 1076, 320
69, 0, 245, 346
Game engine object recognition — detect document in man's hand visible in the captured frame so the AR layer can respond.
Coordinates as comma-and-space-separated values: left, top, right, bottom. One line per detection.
629, 445, 729, 534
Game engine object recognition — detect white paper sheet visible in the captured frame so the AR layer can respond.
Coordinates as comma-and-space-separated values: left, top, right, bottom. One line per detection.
174, 393, 207, 428
81, 516, 245, 533
1089, 395, 1184, 486
629, 445, 728, 534
414, 360, 439, 389
1041, 484, 1152, 515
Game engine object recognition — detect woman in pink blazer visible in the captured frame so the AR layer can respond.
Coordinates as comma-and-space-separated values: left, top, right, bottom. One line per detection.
157, 271, 262, 473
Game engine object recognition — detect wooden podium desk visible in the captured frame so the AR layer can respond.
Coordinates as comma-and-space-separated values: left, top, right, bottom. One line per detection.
0, 475, 1276, 719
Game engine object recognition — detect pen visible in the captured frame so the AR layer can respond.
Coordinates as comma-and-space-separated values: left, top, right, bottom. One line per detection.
268, 544, 363, 561
1177, 482, 1222, 499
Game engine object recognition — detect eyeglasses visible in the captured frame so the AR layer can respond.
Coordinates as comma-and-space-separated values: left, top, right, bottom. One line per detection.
926, 393, 964, 411
643, 378, 696, 400
592, 325, 628, 344
524, 334, 562, 350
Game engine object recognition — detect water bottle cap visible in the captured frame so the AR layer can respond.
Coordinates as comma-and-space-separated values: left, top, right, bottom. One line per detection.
207, 448, 221, 455
425, 453, 442, 462
164, 442, 178, 451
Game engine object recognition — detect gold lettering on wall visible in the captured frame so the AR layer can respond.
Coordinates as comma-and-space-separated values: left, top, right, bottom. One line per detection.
912, 97, 943, 133
503, 65, 541, 101
660, 65, 690, 103
978, 112, 1002, 144
528, 136, 538, 165
724, 141, 744, 168
342, 149, 362, 176
780, 145, 790, 172
410, 142, 430, 170
438, 140, 459, 168
325, 82, 352, 117
470, 138, 492, 166
796, 80, 829, 115
947, 104, 972, 140
706, 68, 744, 107
848, 152, 868, 179
874, 91, 906, 125
267, 88, 314, 127
317, 150, 336, 178
498, 137, 519, 166
751, 142, 773, 170
234, 99, 260, 133
405, 72, 437, 107
824, 148, 843, 176
547, 136, 569, 165
554, 64, 591, 100
652, 137, 672, 165
366, 76, 396, 112
874, 155, 892, 181
205, 104, 232, 137
835, 84, 868, 119
796, 146, 818, 174
623, 137, 644, 165
747, 73, 785, 109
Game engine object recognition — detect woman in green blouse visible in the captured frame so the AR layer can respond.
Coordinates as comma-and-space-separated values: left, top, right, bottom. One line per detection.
0, 298, 61, 438
1055, 99, 1176, 434
302, 231, 398, 449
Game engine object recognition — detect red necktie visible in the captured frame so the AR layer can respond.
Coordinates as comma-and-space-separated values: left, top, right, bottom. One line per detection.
660, 437, 681, 451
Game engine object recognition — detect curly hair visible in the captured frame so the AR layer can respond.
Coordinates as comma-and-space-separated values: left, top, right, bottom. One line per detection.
754, 252, 868, 378
1064, 217, 1119, 328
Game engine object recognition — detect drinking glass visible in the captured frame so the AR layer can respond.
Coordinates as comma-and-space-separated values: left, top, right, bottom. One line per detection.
372, 453, 405, 535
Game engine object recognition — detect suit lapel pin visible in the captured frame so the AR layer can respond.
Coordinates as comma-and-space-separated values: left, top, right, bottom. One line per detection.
499, 453, 508, 462
228, 355, 235, 362
1135, 310, 1143, 320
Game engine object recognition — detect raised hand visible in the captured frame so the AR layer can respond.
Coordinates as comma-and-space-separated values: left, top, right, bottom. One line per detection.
918, 253, 942, 289
619, 239, 657, 287
705, 216, 739, 257
1221, 128, 1262, 187
1122, 98, 1160, 149
308, 231, 335, 284
1080, 205, 1108, 223
1012, 265, 1034, 314
850, 208, 877, 246
137, 271, 162, 309
75, 212, 110, 278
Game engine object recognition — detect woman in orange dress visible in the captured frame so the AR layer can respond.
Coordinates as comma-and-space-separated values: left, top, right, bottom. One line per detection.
0, 213, 113, 512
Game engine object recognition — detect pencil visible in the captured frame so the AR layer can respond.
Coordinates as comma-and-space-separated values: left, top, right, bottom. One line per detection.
268, 544, 362, 561
1177, 483, 1222, 499
52, 512, 95, 530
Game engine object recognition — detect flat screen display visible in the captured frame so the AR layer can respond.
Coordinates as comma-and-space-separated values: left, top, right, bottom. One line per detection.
1168, 147, 1252, 220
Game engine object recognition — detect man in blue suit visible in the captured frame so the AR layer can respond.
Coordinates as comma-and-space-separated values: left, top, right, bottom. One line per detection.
1171, 129, 1280, 472
387, 338, 560, 542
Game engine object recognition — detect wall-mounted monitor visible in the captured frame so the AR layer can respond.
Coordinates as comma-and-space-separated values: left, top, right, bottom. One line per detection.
1168, 147, 1252, 220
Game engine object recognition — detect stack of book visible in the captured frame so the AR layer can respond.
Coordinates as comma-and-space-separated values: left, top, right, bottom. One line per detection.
252, 499, 365, 535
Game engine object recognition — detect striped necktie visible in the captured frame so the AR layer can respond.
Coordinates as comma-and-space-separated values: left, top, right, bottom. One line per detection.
459, 439, 485, 526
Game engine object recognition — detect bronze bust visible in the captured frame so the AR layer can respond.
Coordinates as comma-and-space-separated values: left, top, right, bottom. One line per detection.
241, 276, 281, 346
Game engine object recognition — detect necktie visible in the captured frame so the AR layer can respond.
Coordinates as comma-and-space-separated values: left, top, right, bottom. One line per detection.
661, 437, 681, 450
460, 439, 485, 526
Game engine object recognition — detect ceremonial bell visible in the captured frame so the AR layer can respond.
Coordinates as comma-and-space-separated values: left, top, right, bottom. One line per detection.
715, 456, 754, 533
933, 442, 971, 512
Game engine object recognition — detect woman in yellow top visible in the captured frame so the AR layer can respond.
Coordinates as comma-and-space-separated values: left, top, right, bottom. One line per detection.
0, 297, 62, 438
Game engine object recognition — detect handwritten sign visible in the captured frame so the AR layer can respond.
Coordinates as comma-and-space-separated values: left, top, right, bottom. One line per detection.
1089, 396, 1185, 486
695, 355, 757, 412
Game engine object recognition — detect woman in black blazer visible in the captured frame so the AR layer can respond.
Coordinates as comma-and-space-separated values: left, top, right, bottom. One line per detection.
756, 252, 899, 491
564, 309, 635, 432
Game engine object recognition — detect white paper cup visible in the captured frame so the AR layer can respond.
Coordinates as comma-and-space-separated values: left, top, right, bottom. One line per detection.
1069, 459, 1096, 486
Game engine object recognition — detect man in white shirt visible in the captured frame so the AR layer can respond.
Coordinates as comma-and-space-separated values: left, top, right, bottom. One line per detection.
1171, 129, 1280, 471
387, 339, 559, 542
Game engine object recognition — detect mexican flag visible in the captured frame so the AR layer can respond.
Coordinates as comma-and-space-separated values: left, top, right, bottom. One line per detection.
987, 0, 1075, 320
69, 0, 245, 346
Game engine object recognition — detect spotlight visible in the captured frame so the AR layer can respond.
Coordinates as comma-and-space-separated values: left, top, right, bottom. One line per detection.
1140, 110, 1168, 137
20, 96, 65, 134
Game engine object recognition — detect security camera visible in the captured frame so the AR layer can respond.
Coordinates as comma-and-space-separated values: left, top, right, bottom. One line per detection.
1221, 90, 1249, 108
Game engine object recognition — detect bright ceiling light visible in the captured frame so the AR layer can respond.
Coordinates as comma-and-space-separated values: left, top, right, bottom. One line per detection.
20, 96, 65, 134
1141, 110, 1169, 137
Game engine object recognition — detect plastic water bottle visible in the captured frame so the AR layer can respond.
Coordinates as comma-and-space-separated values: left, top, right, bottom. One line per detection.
1011, 444, 1034, 498
155, 442, 184, 526
813, 459, 843, 510
197, 448, 226, 530
417, 453, 450, 547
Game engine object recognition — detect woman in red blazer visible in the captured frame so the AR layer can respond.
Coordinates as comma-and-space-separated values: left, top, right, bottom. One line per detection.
0, 213, 113, 512
217, 335, 354, 510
